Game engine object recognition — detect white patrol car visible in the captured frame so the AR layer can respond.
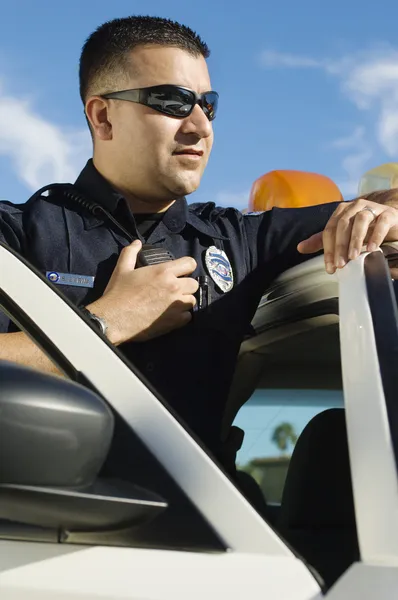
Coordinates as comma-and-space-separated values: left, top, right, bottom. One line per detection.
0, 240, 398, 600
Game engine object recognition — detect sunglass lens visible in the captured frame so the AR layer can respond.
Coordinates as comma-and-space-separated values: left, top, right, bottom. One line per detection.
202, 92, 218, 121
147, 87, 195, 117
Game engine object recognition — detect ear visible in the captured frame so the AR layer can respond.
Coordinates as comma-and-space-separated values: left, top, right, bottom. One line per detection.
85, 96, 113, 141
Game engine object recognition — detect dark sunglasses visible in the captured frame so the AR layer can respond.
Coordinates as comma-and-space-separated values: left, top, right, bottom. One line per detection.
102, 84, 218, 121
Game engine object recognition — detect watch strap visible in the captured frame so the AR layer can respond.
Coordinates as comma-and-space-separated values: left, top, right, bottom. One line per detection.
79, 306, 108, 336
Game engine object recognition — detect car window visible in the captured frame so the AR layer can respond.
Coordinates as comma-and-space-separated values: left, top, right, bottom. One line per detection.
233, 388, 344, 504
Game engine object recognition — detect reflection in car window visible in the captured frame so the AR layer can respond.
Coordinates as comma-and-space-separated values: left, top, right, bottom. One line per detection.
233, 388, 344, 503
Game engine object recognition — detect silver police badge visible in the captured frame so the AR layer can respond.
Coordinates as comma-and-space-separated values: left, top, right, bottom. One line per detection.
205, 246, 234, 293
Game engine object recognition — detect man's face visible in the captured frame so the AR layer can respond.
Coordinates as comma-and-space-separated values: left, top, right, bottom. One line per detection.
96, 46, 214, 204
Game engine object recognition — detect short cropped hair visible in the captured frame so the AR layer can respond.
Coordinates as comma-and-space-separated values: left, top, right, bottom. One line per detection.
79, 15, 210, 103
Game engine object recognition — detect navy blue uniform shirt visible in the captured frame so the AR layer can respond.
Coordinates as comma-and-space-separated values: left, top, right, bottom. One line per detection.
0, 160, 339, 457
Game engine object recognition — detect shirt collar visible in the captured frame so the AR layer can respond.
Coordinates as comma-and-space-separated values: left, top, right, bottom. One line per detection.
74, 159, 123, 213
73, 159, 227, 240
74, 159, 188, 232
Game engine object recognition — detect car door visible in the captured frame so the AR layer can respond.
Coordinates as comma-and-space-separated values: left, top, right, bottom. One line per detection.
0, 241, 322, 600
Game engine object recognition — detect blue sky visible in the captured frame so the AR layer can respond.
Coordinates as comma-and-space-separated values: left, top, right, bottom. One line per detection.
2, 0, 398, 209
2, 1, 398, 465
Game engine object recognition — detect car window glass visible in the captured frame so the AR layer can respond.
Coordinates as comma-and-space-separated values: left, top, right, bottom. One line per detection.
233, 388, 344, 504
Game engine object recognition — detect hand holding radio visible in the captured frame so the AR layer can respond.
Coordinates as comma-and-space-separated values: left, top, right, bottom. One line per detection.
86, 240, 199, 344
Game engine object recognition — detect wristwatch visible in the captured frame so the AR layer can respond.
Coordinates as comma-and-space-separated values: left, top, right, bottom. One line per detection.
79, 306, 108, 337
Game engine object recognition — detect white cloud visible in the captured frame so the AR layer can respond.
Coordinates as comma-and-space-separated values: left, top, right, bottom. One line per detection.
260, 47, 398, 197
330, 126, 365, 150
0, 88, 90, 190
260, 50, 324, 69
330, 126, 373, 196
216, 189, 251, 209
338, 146, 373, 197
339, 51, 398, 156
260, 50, 343, 75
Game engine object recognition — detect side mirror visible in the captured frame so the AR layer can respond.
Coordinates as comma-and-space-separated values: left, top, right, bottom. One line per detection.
0, 362, 166, 533
0, 361, 114, 488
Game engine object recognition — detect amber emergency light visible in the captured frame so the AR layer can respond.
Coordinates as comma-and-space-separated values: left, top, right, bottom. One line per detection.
358, 163, 398, 196
248, 170, 343, 212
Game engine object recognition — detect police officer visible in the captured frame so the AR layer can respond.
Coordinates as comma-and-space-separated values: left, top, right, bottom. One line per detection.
1, 15, 398, 468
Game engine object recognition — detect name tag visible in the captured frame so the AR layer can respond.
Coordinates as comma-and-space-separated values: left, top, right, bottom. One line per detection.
46, 271, 95, 288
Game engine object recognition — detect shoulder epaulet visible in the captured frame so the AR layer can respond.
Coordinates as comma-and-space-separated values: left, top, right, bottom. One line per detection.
243, 210, 265, 216
189, 201, 239, 221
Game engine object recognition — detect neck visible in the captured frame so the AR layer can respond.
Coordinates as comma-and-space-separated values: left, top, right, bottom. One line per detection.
93, 157, 175, 214
116, 188, 175, 214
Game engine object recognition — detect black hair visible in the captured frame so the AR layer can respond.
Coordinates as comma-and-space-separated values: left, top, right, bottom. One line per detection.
79, 15, 210, 104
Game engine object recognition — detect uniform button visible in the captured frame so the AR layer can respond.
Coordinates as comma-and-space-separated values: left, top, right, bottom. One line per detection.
146, 362, 155, 373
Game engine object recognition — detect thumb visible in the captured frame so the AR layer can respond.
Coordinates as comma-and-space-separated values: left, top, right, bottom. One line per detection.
297, 231, 324, 254
117, 239, 142, 273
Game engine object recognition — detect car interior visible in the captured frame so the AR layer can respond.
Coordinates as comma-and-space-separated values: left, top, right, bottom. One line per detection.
223, 309, 359, 588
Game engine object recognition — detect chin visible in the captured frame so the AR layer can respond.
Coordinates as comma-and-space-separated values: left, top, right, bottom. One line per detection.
171, 176, 201, 198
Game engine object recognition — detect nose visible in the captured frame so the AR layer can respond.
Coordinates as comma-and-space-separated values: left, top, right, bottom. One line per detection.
180, 103, 213, 139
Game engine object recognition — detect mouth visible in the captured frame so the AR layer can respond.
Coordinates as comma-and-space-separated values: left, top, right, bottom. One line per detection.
173, 149, 204, 159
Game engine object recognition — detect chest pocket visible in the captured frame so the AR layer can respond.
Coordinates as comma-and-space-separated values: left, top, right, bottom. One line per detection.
192, 240, 248, 341
42, 217, 123, 308
40, 248, 118, 308
194, 279, 245, 343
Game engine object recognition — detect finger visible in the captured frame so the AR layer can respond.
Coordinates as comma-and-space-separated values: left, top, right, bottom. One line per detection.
171, 298, 197, 324
321, 203, 348, 274
180, 294, 197, 309
166, 256, 197, 277
297, 231, 323, 254
346, 209, 375, 261
323, 200, 376, 270
170, 295, 197, 310
163, 310, 193, 335
178, 311, 193, 327
179, 277, 200, 295
366, 210, 395, 252
333, 210, 357, 268
115, 240, 142, 273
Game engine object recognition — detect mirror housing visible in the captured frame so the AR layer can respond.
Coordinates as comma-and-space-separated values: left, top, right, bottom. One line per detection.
0, 362, 167, 532
0, 361, 113, 488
